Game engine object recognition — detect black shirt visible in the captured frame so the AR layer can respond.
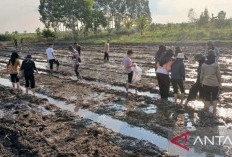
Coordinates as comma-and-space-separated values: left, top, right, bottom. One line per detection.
21, 59, 37, 76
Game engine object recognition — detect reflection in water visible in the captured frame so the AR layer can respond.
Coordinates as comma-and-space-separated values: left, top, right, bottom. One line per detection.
188, 100, 205, 110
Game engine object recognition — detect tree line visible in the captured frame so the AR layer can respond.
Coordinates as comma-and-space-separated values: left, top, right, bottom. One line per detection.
38, 0, 151, 40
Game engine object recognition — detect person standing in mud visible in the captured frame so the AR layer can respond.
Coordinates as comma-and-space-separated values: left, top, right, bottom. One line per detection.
123, 50, 135, 94
204, 41, 220, 61
171, 53, 185, 105
46, 44, 59, 74
184, 54, 205, 106
200, 50, 221, 115
14, 39, 18, 49
104, 39, 110, 61
20, 38, 24, 50
174, 46, 188, 60
156, 49, 174, 100
155, 45, 166, 70
20, 55, 38, 96
6, 52, 21, 89
69, 45, 82, 83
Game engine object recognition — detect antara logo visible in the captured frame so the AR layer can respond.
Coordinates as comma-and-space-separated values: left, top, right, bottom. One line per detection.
171, 132, 190, 151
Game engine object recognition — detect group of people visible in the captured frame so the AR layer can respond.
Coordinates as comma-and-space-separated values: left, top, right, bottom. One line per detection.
154, 41, 221, 115
7, 39, 222, 115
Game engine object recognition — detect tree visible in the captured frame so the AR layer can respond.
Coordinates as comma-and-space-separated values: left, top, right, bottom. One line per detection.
197, 8, 210, 27
218, 11, 226, 20
35, 27, 42, 37
123, 19, 133, 36
188, 8, 197, 23
135, 16, 148, 35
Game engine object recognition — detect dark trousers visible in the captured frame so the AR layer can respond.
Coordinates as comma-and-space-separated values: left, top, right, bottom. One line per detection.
171, 79, 185, 94
25, 74, 35, 88
202, 85, 219, 101
187, 82, 203, 101
10, 74, 19, 83
49, 59, 59, 70
157, 73, 170, 100
104, 52, 109, 61
74, 65, 79, 77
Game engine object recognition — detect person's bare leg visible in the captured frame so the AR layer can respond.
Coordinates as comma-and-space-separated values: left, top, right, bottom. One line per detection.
212, 100, 218, 116
180, 93, 185, 105
12, 83, 15, 89
32, 88, 35, 96
126, 83, 129, 93
26, 87, 29, 95
184, 100, 189, 106
174, 94, 178, 104
204, 101, 210, 111
17, 82, 20, 89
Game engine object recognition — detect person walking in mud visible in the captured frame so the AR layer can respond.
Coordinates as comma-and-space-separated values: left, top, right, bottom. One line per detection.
171, 53, 185, 105
185, 54, 205, 106
6, 52, 21, 89
46, 44, 59, 74
104, 39, 110, 62
20, 38, 24, 51
123, 50, 135, 94
200, 50, 221, 116
205, 41, 220, 61
155, 45, 166, 70
156, 49, 174, 100
174, 46, 188, 60
69, 45, 82, 83
20, 55, 38, 96
14, 39, 18, 49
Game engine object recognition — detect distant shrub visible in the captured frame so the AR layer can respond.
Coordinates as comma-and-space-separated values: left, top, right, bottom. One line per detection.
42, 29, 55, 38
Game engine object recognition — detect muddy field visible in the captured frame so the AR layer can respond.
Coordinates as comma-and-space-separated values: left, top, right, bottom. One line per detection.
0, 42, 232, 156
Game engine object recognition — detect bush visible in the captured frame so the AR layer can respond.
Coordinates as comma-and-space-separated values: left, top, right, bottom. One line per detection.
0, 34, 11, 41
42, 29, 55, 38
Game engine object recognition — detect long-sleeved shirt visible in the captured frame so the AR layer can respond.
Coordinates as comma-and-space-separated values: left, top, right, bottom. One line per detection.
171, 60, 185, 80
200, 63, 221, 87
21, 59, 37, 76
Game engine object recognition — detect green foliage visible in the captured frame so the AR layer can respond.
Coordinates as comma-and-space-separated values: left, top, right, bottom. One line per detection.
0, 34, 11, 41
42, 29, 55, 38
135, 16, 149, 35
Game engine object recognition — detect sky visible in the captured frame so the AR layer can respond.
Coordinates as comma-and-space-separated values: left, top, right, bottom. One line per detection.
0, 0, 232, 33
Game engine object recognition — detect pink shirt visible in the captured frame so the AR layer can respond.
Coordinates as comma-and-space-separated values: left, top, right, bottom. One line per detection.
123, 56, 132, 74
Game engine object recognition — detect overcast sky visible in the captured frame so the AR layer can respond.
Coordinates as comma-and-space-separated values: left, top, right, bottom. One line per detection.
0, 0, 232, 33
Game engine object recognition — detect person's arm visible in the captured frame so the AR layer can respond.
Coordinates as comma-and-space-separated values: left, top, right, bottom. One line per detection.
33, 62, 38, 74
166, 61, 172, 72
52, 52, 55, 60
181, 63, 186, 80
200, 65, 204, 84
216, 64, 221, 87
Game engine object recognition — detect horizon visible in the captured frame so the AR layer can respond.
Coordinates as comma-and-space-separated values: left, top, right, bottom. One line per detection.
0, 0, 232, 33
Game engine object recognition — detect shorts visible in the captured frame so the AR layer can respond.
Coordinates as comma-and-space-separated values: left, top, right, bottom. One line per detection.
171, 79, 185, 94
25, 75, 35, 88
10, 74, 19, 83
202, 85, 219, 101
128, 71, 133, 83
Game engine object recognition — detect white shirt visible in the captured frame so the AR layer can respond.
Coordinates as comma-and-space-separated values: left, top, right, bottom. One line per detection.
46, 48, 54, 60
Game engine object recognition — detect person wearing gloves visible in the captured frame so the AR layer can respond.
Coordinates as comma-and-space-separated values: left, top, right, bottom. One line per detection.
171, 53, 186, 105
200, 50, 221, 115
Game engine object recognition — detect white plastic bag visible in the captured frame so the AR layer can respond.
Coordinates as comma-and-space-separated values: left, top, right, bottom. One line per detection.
132, 64, 142, 83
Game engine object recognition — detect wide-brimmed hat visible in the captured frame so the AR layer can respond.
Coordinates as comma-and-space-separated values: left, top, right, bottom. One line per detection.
176, 53, 185, 59
194, 54, 204, 61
